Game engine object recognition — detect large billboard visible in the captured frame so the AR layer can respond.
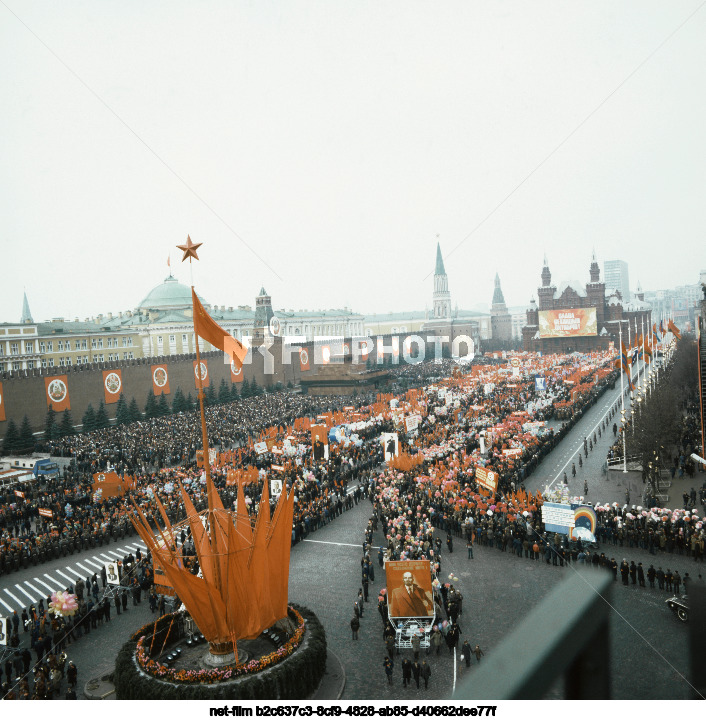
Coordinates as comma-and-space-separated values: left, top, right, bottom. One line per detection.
538, 308, 597, 338
386, 560, 435, 619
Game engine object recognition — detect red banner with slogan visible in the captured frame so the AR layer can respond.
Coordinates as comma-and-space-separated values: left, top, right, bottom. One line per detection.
102, 369, 123, 404
44, 375, 70, 412
193, 360, 210, 388
476, 466, 498, 494
151, 364, 170, 396
231, 360, 243, 383
0, 381, 5, 422
39, 508, 53, 518
299, 348, 310, 372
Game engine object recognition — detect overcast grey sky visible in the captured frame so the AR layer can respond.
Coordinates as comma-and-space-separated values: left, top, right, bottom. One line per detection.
2, 1, 704, 323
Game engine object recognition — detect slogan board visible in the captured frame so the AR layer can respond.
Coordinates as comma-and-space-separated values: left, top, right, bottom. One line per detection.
475, 466, 498, 493
541, 502, 575, 534
538, 308, 597, 338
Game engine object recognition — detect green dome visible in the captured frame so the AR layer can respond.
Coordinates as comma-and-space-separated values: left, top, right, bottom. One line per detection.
138, 275, 206, 311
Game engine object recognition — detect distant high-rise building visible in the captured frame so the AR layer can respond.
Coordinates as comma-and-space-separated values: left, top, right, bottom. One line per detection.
603, 259, 630, 302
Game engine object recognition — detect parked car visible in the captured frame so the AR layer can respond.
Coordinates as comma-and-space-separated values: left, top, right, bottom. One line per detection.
666, 594, 689, 622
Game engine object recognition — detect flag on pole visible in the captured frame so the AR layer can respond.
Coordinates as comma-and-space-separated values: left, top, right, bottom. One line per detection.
192, 288, 248, 369
620, 342, 634, 391
652, 323, 661, 343
667, 319, 681, 340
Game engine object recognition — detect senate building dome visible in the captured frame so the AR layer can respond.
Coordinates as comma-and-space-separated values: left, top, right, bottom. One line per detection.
137, 275, 206, 313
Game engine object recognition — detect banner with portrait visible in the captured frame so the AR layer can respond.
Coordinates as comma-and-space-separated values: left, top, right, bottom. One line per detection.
385, 560, 434, 619
44, 375, 70, 412
311, 425, 329, 461
151, 364, 170, 396
103, 369, 123, 404
381, 432, 399, 462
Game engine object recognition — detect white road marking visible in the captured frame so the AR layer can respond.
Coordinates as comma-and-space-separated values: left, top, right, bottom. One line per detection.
43, 573, 61, 586
75, 561, 95, 575
25, 581, 45, 598
453, 648, 457, 695
82, 558, 103, 569
15, 583, 37, 603
303, 539, 379, 548
4, 588, 24, 607
0, 597, 14, 613
33, 577, 55, 593
55, 569, 76, 585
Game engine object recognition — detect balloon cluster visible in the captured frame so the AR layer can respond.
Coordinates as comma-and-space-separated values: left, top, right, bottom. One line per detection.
49, 591, 78, 617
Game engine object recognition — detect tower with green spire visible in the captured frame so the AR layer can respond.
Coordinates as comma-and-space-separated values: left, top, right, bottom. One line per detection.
432, 242, 451, 319
21, 291, 33, 324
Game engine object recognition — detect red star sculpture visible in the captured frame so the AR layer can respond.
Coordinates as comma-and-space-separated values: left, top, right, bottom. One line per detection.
177, 235, 202, 262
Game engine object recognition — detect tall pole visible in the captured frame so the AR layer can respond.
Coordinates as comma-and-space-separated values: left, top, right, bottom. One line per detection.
619, 324, 627, 473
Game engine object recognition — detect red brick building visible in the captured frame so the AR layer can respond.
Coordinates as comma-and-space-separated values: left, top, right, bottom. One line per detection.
522, 253, 651, 354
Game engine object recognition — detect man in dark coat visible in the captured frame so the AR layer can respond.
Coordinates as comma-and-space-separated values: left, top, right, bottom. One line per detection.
412, 661, 421, 689
401, 658, 412, 688
637, 563, 645, 587
647, 564, 656, 588
420, 660, 431, 689
350, 616, 360, 640
461, 640, 472, 667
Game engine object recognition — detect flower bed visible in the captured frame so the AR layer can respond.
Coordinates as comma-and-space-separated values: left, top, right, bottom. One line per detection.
114, 604, 326, 700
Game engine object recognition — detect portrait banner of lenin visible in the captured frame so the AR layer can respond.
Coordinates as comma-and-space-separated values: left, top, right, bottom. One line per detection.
386, 560, 435, 619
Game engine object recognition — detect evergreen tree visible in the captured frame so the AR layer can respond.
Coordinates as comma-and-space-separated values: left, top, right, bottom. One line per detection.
251, 378, 261, 396
218, 378, 230, 405
18, 416, 35, 455
50, 421, 61, 441
59, 409, 75, 437
95, 401, 109, 430
286, 380, 294, 389
229, 384, 240, 402
205, 384, 217, 407
144, 390, 159, 419
186, 392, 195, 411
115, 393, 131, 426
128, 397, 141, 423
82, 404, 97, 433
44, 408, 57, 440
241, 379, 251, 398
2, 420, 19, 454
157, 394, 170, 416
172, 387, 187, 413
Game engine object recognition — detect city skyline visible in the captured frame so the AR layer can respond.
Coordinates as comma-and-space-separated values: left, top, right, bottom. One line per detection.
2, 2, 705, 322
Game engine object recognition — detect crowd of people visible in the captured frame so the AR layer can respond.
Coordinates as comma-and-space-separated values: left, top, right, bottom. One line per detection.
1, 345, 704, 699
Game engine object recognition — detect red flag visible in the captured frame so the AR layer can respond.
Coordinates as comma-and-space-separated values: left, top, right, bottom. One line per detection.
44, 375, 70, 412
0, 381, 5, 422
151, 364, 170, 395
193, 360, 210, 388
192, 288, 247, 369
299, 348, 310, 371
231, 360, 243, 383
667, 319, 681, 340
102, 369, 123, 405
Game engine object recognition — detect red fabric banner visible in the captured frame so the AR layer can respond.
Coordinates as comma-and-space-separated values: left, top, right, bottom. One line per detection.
151, 364, 170, 395
299, 348, 310, 371
44, 375, 70, 412
230, 360, 243, 383
102, 369, 123, 405
193, 359, 210, 388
